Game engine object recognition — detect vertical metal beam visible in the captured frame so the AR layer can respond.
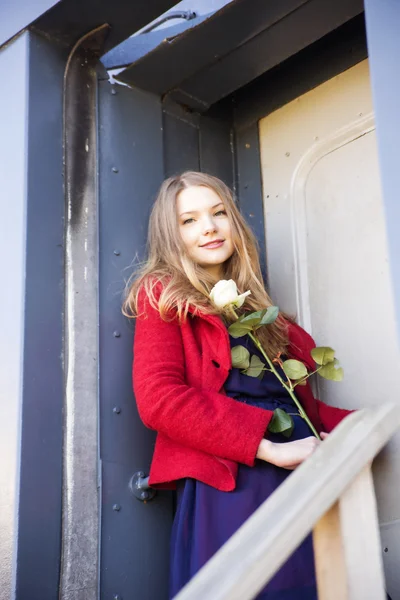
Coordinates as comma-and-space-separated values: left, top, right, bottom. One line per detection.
98, 80, 172, 600
61, 24, 109, 600
364, 0, 400, 339
235, 124, 267, 282
16, 32, 66, 600
0, 31, 66, 600
0, 32, 29, 600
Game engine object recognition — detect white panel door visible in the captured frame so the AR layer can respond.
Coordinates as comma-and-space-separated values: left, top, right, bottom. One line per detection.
259, 59, 400, 598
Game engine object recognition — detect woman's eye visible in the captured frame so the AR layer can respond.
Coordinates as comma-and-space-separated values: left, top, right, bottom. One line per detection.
214, 210, 227, 217
183, 218, 195, 225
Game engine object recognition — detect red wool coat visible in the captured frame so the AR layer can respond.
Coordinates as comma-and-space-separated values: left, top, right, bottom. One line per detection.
133, 290, 352, 491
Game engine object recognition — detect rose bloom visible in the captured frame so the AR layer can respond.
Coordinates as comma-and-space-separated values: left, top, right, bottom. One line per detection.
210, 279, 251, 309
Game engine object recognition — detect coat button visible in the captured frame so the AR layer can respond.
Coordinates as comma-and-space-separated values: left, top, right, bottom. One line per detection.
211, 359, 220, 368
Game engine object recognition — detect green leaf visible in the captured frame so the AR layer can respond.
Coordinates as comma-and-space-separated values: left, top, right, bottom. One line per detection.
244, 354, 264, 377
311, 346, 335, 366
318, 360, 344, 381
238, 309, 267, 328
268, 408, 294, 438
231, 345, 250, 369
282, 359, 308, 380
255, 306, 279, 329
228, 321, 253, 338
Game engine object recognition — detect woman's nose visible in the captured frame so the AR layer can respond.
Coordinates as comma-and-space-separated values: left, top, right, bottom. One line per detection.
202, 216, 217, 234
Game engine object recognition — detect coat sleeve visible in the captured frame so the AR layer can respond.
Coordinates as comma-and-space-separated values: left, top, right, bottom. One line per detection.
316, 399, 353, 433
133, 291, 273, 467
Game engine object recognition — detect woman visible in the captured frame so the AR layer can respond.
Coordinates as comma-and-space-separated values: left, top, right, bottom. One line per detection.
123, 171, 352, 599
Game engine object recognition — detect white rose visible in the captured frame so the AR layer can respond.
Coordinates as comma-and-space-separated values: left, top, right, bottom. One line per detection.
210, 279, 251, 309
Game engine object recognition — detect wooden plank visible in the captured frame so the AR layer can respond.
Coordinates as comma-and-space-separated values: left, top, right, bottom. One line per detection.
174, 404, 400, 600
313, 502, 348, 600
339, 465, 386, 600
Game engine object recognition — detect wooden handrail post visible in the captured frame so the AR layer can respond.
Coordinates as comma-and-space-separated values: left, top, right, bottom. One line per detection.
339, 465, 386, 599
313, 502, 348, 600
314, 465, 386, 600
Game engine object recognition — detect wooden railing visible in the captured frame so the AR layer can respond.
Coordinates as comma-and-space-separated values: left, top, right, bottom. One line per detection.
174, 404, 400, 600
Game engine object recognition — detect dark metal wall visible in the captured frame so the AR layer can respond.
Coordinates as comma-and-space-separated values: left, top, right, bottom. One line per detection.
97, 79, 254, 599
163, 101, 234, 186
161, 100, 266, 279
98, 82, 172, 600
97, 80, 240, 598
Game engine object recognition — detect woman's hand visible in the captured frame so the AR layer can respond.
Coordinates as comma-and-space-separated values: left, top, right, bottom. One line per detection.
256, 434, 328, 470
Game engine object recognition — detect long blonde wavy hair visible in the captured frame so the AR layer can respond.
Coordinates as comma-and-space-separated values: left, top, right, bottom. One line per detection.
123, 171, 289, 358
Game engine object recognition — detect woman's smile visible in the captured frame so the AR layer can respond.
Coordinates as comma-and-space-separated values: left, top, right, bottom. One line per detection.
200, 239, 225, 249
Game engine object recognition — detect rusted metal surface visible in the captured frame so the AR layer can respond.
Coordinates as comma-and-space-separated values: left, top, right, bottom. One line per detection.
61, 23, 109, 600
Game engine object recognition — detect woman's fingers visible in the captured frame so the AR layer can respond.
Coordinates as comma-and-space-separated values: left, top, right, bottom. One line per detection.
320, 431, 329, 440
268, 436, 320, 468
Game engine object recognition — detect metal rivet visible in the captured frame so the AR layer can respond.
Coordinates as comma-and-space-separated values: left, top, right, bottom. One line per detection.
114, 595, 122, 600
113, 331, 121, 338
384, 547, 388, 553
245, 143, 250, 149
111, 88, 117, 95
113, 406, 121, 414
112, 167, 119, 173
113, 249, 121, 256
113, 504, 121, 512
285, 151, 290, 157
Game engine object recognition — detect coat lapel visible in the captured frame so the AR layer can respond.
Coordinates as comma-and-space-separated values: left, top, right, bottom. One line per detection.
187, 306, 232, 371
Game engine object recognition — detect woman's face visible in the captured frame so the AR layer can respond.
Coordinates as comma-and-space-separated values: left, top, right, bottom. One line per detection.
177, 185, 235, 278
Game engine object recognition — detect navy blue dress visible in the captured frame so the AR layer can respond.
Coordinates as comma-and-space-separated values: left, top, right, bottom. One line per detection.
169, 336, 317, 599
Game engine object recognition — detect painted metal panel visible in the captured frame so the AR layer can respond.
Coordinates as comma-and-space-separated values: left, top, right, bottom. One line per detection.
14, 32, 65, 600
0, 32, 29, 600
199, 113, 234, 190
116, 0, 310, 93
163, 111, 200, 176
258, 60, 400, 599
364, 0, 400, 342
172, 0, 364, 110
117, 0, 363, 111
101, 15, 211, 70
98, 81, 173, 600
